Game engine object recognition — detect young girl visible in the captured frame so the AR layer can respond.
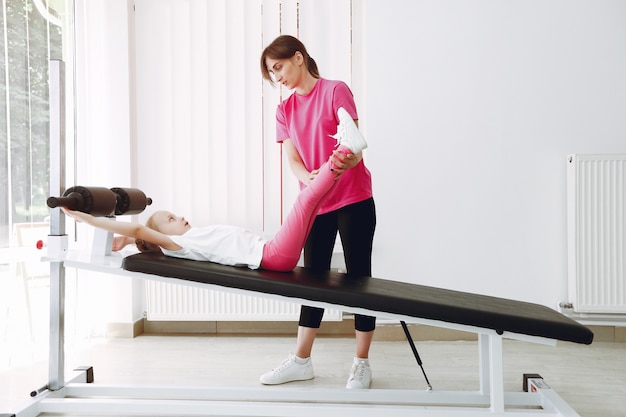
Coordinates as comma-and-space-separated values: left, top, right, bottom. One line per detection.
62, 107, 366, 273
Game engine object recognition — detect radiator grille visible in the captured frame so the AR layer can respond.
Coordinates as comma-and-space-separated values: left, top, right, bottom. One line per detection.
567, 154, 626, 313
145, 281, 342, 321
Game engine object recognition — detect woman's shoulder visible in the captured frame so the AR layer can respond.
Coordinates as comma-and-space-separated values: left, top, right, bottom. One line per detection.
278, 79, 352, 110
318, 78, 350, 91
319, 79, 354, 103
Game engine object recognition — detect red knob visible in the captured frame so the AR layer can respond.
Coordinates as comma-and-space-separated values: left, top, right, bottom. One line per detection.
36, 240, 45, 250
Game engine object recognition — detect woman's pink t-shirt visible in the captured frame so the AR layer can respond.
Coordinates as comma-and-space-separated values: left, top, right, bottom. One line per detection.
275, 78, 373, 215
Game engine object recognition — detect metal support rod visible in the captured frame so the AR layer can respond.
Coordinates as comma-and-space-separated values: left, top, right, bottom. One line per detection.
48, 59, 67, 391
49, 59, 66, 236
400, 321, 432, 390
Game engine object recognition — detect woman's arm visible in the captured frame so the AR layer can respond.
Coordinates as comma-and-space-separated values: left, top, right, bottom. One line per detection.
62, 208, 182, 251
282, 139, 318, 185
283, 116, 365, 182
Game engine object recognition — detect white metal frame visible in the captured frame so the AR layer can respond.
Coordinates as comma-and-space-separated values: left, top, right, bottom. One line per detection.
2, 60, 583, 417
7, 244, 583, 417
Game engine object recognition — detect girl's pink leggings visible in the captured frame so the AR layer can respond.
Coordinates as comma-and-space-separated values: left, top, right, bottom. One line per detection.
260, 146, 350, 272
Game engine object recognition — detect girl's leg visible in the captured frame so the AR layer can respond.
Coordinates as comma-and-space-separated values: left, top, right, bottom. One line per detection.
260, 146, 352, 272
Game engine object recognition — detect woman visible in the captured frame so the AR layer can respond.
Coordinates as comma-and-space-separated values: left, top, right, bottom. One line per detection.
63, 108, 366, 274
260, 35, 376, 389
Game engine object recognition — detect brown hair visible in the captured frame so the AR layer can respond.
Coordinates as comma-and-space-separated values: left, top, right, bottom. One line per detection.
260, 35, 320, 85
135, 212, 163, 254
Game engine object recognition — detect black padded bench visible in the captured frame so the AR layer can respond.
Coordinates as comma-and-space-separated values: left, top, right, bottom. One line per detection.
122, 252, 593, 345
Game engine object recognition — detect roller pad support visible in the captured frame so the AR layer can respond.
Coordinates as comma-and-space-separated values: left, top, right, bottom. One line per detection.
46, 234, 68, 259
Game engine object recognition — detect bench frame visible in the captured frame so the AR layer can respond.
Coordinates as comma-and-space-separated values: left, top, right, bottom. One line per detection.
3, 230, 584, 417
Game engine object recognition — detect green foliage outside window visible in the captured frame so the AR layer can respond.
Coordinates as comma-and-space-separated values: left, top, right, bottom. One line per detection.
1, 0, 65, 246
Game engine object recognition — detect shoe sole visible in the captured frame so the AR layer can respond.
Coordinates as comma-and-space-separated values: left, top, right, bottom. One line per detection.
260, 375, 314, 385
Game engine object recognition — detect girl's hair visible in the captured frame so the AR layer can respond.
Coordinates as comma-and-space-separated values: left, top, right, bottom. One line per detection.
135, 212, 163, 254
260, 35, 319, 85
136, 239, 162, 254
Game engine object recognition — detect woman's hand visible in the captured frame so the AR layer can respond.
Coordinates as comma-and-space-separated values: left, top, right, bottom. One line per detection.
307, 169, 319, 184
330, 150, 361, 177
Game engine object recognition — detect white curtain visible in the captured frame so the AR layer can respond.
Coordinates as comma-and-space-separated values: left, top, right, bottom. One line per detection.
133, 0, 352, 237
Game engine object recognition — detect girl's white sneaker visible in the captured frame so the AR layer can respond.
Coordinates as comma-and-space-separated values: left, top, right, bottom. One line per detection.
331, 107, 368, 154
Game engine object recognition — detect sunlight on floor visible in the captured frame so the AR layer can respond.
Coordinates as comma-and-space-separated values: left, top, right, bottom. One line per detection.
1, 268, 50, 370
0, 259, 103, 372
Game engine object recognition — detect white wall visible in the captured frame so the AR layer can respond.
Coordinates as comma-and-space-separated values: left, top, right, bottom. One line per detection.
359, 0, 626, 308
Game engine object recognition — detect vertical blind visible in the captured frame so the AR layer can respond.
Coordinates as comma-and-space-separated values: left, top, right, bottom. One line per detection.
133, 0, 353, 320
133, 0, 352, 237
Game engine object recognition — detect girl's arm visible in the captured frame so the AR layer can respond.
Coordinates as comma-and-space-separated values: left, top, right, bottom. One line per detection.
62, 208, 182, 251
112, 236, 135, 251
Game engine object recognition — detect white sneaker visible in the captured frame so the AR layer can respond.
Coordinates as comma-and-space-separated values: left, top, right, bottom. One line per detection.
346, 357, 372, 389
330, 107, 368, 154
260, 353, 314, 385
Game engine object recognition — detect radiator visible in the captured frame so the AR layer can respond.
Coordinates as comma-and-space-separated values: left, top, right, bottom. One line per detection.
567, 154, 626, 313
145, 281, 342, 321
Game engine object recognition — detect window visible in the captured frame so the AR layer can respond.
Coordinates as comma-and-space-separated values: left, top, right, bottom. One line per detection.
1, 0, 74, 367
1, 0, 73, 247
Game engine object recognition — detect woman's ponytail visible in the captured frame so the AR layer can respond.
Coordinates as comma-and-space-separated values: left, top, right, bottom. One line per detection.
307, 56, 320, 79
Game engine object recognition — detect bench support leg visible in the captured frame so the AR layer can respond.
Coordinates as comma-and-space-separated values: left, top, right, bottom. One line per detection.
479, 332, 506, 412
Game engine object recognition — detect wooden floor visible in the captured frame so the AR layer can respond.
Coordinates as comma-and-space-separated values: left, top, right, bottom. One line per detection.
1, 333, 625, 417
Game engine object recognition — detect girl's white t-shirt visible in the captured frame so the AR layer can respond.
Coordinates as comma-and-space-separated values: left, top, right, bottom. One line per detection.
162, 226, 266, 269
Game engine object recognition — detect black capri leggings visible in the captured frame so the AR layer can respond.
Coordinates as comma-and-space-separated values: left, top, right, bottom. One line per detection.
298, 198, 376, 332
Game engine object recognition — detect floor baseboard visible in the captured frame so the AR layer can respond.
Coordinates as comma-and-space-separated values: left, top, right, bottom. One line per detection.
135, 319, 623, 342
141, 319, 477, 341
